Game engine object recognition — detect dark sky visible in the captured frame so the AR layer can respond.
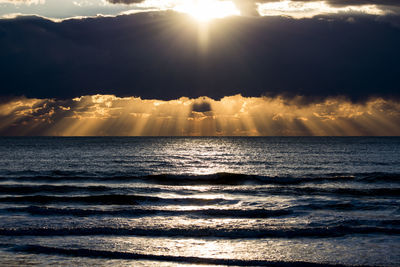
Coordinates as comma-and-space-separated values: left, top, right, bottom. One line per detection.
0, 10, 400, 100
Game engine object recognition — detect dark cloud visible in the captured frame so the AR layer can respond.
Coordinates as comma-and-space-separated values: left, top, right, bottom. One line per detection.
0, 12, 400, 101
192, 101, 212, 113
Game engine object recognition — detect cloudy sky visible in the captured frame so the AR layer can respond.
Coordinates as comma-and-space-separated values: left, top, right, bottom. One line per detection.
1, 0, 400, 19
0, 0, 399, 135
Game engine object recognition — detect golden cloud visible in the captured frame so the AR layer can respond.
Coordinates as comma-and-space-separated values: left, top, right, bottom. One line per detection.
1, 95, 399, 136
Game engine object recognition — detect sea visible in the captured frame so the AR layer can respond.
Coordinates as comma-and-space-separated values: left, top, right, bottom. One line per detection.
0, 137, 399, 266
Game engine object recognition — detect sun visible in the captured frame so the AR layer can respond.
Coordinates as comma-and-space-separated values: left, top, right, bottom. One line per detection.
174, 0, 240, 22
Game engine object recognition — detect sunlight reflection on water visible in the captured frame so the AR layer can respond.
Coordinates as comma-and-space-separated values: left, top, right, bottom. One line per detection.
0, 137, 399, 266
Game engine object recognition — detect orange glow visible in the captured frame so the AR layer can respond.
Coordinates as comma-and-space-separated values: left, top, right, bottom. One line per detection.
1, 95, 400, 136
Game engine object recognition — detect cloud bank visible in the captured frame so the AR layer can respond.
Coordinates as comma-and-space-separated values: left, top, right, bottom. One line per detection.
2, 0, 400, 19
102, 0, 400, 16
1, 95, 399, 136
0, 12, 399, 101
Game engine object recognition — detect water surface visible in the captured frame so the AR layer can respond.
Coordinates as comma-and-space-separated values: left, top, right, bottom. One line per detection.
0, 137, 399, 266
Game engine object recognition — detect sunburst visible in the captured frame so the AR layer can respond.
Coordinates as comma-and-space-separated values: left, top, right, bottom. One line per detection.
174, 0, 240, 22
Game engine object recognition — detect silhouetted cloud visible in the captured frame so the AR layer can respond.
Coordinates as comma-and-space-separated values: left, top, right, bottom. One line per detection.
0, 11, 399, 100
192, 101, 212, 113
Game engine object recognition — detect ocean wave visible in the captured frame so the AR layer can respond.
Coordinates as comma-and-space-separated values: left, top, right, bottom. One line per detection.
0, 170, 97, 179
240, 187, 400, 197
1, 225, 399, 238
1, 172, 399, 185
4, 206, 294, 218
11, 245, 356, 267
1, 184, 399, 199
296, 202, 391, 211
0, 184, 112, 194
0, 194, 238, 205
3, 200, 392, 217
